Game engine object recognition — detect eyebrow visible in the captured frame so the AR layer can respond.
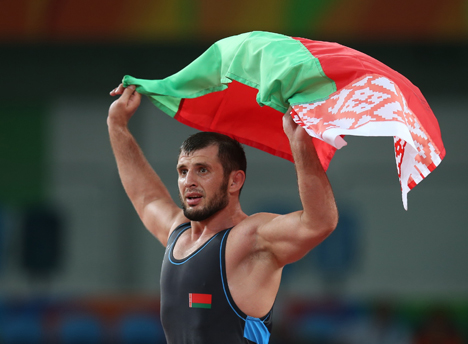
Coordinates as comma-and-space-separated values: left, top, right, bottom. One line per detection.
176, 162, 211, 170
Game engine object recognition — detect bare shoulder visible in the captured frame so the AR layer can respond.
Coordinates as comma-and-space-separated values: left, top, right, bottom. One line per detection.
227, 212, 281, 253
142, 202, 187, 247
231, 212, 279, 233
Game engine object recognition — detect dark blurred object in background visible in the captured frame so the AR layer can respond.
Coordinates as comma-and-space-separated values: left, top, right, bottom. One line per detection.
0, 205, 5, 274
20, 206, 63, 279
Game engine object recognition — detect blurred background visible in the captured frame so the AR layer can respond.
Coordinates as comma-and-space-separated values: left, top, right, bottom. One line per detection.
1, 0, 467, 343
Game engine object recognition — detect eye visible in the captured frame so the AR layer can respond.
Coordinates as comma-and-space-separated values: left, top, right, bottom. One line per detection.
179, 169, 188, 176
199, 167, 208, 173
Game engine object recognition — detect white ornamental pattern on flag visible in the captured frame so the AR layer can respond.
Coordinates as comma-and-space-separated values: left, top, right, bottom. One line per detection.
291, 74, 443, 210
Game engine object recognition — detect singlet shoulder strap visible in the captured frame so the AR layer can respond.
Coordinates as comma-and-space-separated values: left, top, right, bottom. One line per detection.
167, 222, 191, 246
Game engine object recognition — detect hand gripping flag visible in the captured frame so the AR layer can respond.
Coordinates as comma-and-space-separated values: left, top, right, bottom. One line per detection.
123, 31, 445, 209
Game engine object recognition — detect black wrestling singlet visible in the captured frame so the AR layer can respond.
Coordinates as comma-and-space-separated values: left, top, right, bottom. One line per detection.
160, 223, 273, 344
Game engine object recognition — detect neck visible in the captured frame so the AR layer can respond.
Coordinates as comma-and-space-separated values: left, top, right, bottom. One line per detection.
190, 199, 247, 238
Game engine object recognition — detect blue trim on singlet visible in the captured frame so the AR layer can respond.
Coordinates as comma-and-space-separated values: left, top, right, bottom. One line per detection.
219, 229, 272, 324
168, 223, 191, 241
168, 224, 222, 266
219, 230, 272, 344
220, 229, 246, 321
244, 316, 271, 344
165, 223, 190, 255
262, 312, 271, 323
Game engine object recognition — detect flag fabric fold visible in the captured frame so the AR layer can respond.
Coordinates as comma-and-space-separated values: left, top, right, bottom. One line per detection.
122, 31, 445, 209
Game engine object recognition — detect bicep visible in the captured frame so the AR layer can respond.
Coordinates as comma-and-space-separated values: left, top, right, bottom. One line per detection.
258, 211, 334, 267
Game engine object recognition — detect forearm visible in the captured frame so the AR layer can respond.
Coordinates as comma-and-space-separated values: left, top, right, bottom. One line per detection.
108, 120, 173, 218
256, 137, 338, 266
290, 137, 338, 232
252, 113, 339, 266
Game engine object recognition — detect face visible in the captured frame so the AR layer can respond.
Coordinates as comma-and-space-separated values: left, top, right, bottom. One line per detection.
177, 145, 229, 222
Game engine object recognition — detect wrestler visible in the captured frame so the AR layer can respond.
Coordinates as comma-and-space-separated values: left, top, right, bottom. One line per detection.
108, 84, 338, 344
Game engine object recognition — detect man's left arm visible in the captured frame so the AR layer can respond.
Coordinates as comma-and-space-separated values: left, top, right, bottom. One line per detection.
256, 111, 339, 267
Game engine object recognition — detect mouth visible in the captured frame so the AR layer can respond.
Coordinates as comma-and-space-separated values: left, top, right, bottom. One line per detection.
185, 193, 203, 206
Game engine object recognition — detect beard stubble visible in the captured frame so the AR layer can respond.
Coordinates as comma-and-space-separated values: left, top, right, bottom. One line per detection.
180, 178, 229, 222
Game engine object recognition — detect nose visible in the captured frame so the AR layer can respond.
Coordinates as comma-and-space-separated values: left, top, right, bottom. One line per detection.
184, 169, 197, 187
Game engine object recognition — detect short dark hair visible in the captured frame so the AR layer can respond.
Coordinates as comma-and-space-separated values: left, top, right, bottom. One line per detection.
179, 132, 247, 180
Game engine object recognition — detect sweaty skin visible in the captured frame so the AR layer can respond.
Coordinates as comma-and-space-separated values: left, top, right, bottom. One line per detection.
108, 84, 338, 318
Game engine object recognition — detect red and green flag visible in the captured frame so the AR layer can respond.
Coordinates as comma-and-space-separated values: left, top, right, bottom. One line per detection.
189, 293, 212, 309
123, 31, 445, 209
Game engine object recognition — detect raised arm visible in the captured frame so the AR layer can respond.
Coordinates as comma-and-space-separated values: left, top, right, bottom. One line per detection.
256, 110, 338, 266
108, 84, 186, 246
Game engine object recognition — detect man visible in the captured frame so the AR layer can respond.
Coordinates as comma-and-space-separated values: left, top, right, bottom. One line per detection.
108, 84, 338, 344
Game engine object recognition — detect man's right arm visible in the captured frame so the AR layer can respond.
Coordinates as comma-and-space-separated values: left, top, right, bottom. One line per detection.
108, 85, 187, 246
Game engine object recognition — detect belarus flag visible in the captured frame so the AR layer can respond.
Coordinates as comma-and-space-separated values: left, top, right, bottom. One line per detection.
189, 293, 212, 309
123, 31, 445, 209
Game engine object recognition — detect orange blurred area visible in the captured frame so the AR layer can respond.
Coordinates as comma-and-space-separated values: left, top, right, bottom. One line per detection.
1, 0, 467, 43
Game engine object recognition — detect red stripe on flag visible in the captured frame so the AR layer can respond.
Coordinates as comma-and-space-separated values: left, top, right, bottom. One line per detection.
190, 293, 212, 304
294, 37, 445, 161
175, 80, 336, 171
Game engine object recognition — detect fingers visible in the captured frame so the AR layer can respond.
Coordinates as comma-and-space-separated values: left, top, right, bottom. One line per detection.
119, 85, 136, 103
127, 89, 142, 112
282, 111, 297, 129
109, 83, 125, 96
108, 84, 140, 115
107, 85, 140, 125
283, 107, 307, 142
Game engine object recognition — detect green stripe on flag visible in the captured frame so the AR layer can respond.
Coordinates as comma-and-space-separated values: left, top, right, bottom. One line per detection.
123, 31, 336, 117
191, 303, 211, 309
148, 95, 181, 118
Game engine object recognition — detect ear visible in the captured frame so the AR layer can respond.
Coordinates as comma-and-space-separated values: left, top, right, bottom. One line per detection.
228, 170, 245, 194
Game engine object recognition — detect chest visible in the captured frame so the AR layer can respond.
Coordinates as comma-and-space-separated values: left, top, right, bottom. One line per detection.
160, 229, 228, 313
162, 229, 227, 285
172, 231, 216, 260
